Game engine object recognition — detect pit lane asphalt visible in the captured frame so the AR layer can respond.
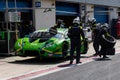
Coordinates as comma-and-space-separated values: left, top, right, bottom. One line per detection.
0, 40, 120, 80
31, 51, 120, 80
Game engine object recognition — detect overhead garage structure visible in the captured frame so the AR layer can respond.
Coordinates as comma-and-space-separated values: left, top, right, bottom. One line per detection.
94, 6, 109, 24
56, 1, 79, 16
56, 1, 80, 27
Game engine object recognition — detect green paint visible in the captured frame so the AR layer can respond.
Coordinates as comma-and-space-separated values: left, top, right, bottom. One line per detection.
14, 28, 88, 58
0, 32, 5, 40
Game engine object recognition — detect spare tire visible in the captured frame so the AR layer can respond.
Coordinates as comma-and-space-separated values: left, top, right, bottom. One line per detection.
100, 35, 116, 48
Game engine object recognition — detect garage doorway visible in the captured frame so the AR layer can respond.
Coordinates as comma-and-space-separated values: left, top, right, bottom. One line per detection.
56, 16, 76, 28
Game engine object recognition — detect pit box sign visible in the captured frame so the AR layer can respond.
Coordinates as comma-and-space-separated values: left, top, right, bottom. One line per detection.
35, 1, 41, 7
8, 12, 21, 22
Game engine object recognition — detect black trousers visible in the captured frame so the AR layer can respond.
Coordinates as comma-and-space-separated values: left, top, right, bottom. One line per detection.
99, 43, 107, 57
70, 39, 81, 62
93, 38, 100, 54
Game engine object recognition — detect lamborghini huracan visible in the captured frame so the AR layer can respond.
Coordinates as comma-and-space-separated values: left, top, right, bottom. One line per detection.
14, 28, 88, 58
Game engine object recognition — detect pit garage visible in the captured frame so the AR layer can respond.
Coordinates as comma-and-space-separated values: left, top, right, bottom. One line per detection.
0, 0, 34, 55
94, 6, 109, 24
56, 1, 80, 27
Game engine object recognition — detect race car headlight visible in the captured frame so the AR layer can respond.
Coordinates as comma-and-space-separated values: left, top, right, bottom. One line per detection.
45, 43, 53, 47
18, 40, 24, 46
18, 42, 22, 46
45, 42, 54, 48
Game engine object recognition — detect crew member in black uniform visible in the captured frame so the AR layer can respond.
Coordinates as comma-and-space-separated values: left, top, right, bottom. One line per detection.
68, 17, 85, 64
88, 18, 101, 56
55, 19, 65, 28
93, 24, 101, 56
98, 23, 110, 58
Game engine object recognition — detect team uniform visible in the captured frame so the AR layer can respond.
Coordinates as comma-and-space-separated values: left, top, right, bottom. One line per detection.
68, 24, 85, 64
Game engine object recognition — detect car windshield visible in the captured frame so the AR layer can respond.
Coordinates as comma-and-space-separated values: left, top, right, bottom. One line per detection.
29, 32, 51, 38
53, 33, 64, 39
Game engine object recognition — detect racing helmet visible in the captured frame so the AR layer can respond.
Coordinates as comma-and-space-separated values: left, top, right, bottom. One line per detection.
88, 17, 96, 24
101, 23, 109, 29
103, 23, 109, 28
73, 17, 80, 24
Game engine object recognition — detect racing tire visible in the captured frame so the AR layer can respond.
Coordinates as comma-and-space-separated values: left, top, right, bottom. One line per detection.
106, 47, 115, 55
62, 42, 69, 57
100, 35, 116, 48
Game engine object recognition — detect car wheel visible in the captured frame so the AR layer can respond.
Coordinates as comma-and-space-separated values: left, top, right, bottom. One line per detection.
62, 42, 69, 57
100, 35, 116, 48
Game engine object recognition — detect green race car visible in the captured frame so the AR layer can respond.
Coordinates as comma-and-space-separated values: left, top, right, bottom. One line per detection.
14, 28, 88, 58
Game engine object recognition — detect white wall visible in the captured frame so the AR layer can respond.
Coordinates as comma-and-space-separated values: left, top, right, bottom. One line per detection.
109, 7, 118, 26
109, 7, 118, 20
86, 4, 94, 20
57, 0, 120, 7
80, 4, 94, 21
34, 0, 55, 30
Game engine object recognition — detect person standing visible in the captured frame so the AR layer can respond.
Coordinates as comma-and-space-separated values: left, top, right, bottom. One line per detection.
55, 19, 65, 28
92, 25, 101, 56
68, 17, 85, 64
29, 21, 35, 33
88, 18, 101, 56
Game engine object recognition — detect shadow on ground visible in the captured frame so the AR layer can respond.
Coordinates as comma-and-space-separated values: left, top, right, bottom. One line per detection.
8, 57, 70, 65
8, 55, 91, 65
93, 57, 112, 61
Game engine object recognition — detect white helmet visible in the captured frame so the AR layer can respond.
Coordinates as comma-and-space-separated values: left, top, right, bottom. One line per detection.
73, 17, 80, 24
96, 23, 101, 27
88, 17, 96, 23
103, 23, 109, 27
102, 23, 109, 29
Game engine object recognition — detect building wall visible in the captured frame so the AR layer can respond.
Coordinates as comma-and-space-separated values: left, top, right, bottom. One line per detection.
109, 7, 118, 20
34, 0, 55, 30
86, 0, 120, 7
80, 4, 94, 23
57, 0, 120, 24
57, 0, 120, 7
86, 4, 94, 19
34, 0, 120, 30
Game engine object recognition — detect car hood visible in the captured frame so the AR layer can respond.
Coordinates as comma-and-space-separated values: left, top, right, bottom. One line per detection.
14, 35, 64, 52
22, 38, 45, 50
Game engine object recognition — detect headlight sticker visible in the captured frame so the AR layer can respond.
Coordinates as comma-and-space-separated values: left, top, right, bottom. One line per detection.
46, 43, 52, 47
18, 40, 22, 46
45, 41, 54, 47
16, 40, 22, 52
